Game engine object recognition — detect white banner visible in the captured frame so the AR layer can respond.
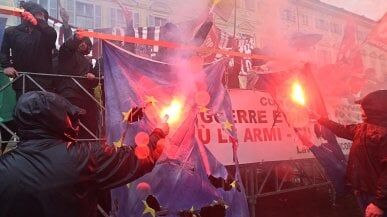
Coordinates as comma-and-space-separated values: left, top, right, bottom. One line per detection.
196, 89, 353, 165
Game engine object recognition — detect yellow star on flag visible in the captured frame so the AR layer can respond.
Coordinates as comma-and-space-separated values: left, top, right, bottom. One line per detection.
230, 180, 237, 189
145, 95, 158, 106
126, 183, 131, 189
199, 106, 209, 113
114, 139, 124, 148
190, 206, 195, 212
223, 120, 233, 131
225, 204, 229, 209
142, 200, 156, 217
122, 108, 134, 122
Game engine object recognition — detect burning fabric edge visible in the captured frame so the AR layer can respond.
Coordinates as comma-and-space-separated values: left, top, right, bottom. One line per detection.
102, 40, 249, 217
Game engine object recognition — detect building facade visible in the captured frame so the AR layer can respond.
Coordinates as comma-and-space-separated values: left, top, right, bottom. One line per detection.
0, 0, 385, 82
277, 0, 386, 84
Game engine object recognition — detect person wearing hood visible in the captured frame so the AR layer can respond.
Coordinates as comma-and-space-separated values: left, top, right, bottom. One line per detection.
55, 34, 99, 139
0, 2, 57, 98
0, 91, 167, 217
313, 90, 387, 217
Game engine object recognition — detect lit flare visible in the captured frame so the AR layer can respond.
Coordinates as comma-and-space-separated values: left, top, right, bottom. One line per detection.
210, 0, 222, 13
160, 99, 183, 124
212, 0, 221, 5
290, 80, 306, 106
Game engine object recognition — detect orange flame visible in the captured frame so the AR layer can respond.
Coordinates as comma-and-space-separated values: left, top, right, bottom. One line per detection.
291, 80, 306, 106
212, 0, 221, 5
160, 99, 183, 124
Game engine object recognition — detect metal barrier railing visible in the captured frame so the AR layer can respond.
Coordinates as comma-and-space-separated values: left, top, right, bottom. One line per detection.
237, 159, 332, 217
0, 72, 113, 215
0, 72, 105, 148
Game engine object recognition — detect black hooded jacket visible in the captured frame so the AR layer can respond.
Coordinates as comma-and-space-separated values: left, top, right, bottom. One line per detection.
0, 3, 56, 92
56, 36, 98, 99
0, 91, 164, 217
318, 90, 387, 210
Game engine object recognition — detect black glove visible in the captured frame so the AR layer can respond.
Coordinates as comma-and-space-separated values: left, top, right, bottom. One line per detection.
146, 195, 161, 211
200, 204, 226, 217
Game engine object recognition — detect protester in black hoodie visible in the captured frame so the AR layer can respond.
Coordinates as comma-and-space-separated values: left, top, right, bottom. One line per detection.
0, 91, 166, 217
0, 2, 57, 98
56, 34, 99, 139
315, 90, 387, 217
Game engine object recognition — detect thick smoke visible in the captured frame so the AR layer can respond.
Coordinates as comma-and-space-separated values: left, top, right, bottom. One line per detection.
322, 0, 387, 21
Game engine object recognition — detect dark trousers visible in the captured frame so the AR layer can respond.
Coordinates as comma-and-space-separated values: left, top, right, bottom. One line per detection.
223, 72, 240, 89
97, 190, 111, 217
334, 193, 362, 217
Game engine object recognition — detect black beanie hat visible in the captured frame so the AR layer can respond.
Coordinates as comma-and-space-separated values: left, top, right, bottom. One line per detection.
21, 1, 49, 20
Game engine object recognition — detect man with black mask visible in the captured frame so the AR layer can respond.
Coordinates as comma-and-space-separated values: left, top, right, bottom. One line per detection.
313, 90, 387, 217
0, 2, 57, 99
0, 91, 167, 217
56, 34, 99, 139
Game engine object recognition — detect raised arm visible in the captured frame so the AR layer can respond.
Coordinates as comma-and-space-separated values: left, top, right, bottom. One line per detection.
35, 19, 57, 50
92, 128, 166, 190
318, 118, 357, 141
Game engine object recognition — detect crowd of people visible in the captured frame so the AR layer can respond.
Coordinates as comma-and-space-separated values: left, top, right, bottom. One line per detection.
0, 2, 166, 217
0, 2, 101, 143
0, 2, 386, 217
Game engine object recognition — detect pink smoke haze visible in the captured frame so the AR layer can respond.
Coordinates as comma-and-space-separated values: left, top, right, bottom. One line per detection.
112, 0, 385, 125
322, 0, 387, 21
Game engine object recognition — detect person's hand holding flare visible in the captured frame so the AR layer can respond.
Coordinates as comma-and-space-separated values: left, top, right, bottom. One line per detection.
157, 115, 170, 136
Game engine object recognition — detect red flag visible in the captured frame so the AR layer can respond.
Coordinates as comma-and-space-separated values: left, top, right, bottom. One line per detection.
112, 0, 133, 26
336, 20, 360, 65
334, 19, 364, 95
367, 13, 387, 51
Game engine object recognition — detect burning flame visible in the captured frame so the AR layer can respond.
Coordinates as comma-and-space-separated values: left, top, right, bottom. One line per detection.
212, 0, 221, 5
210, 0, 222, 12
160, 99, 183, 124
291, 80, 306, 106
